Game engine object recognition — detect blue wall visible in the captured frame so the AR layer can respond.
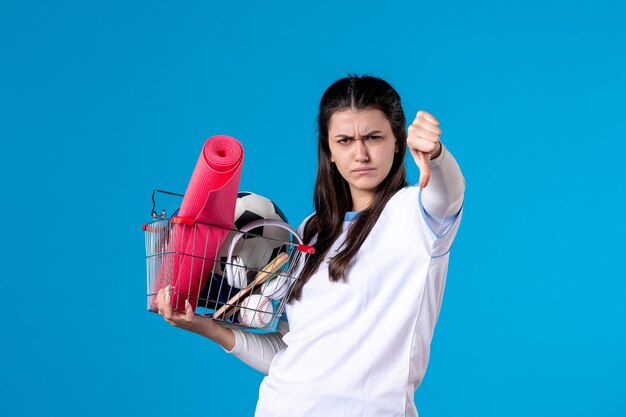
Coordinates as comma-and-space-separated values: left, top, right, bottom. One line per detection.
1, 1, 624, 415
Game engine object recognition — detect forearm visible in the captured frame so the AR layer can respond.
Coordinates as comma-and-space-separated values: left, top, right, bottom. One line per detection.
421, 144, 465, 227
223, 320, 289, 374
198, 322, 236, 351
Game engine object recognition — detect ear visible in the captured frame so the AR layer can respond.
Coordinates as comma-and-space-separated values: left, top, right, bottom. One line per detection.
394, 142, 399, 153
330, 154, 335, 163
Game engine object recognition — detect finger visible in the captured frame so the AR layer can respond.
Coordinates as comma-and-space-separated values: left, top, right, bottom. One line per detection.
162, 286, 174, 320
156, 287, 166, 315
408, 137, 441, 154
156, 287, 163, 305
411, 119, 442, 136
408, 124, 440, 143
411, 113, 442, 136
415, 110, 439, 126
185, 299, 195, 322
410, 148, 431, 189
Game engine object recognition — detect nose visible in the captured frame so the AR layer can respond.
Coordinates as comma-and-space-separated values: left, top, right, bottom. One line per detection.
354, 138, 369, 162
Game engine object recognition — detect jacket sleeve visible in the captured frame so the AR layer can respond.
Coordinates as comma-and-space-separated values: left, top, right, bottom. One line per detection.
222, 319, 289, 375
419, 144, 466, 235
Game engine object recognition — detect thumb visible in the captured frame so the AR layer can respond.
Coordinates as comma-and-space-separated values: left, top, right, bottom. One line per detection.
412, 149, 431, 189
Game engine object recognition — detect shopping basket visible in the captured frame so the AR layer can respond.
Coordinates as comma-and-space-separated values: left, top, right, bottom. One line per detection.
143, 190, 314, 333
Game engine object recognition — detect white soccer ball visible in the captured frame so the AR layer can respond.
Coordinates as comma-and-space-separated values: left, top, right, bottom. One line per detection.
238, 294, 274, 328
215, 192, 290, 284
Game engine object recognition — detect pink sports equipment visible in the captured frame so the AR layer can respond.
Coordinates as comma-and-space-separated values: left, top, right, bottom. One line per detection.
152, 135, 243, 311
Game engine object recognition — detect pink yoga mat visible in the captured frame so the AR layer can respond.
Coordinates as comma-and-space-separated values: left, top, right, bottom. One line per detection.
152, 135, 243, 311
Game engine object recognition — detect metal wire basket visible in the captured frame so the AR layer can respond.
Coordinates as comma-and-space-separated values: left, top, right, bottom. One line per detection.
143, 190, 314, 333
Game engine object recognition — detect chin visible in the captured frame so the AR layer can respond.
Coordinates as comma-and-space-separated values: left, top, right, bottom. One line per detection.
351, 180, 383, 192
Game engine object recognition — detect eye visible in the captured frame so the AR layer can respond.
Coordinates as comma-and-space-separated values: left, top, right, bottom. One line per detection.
336, 138, 351, 145
366, 135, 383, 142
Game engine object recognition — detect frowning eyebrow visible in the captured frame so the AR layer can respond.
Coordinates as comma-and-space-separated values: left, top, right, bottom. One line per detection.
334, 130, 383, 139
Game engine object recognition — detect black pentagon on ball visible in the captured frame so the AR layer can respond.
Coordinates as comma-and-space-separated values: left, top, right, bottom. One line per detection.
235, 210, 265, 238
270, 244, 288, 261
272, 201, 288, 222
237, 192, 252, 198
219, 255, 229, 273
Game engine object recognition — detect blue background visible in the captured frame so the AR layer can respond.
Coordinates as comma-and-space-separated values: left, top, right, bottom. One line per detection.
1, 1, 624, 416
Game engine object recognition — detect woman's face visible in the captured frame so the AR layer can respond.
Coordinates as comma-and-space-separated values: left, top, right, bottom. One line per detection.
328, 108, 398, 211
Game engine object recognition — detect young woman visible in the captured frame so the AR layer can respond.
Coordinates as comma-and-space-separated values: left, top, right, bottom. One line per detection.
156, 75, 465, 417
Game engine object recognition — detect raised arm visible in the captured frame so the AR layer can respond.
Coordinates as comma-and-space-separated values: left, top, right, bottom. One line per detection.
407, 111, 465, 234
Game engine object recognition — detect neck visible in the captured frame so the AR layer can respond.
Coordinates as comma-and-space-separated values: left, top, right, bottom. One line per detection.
350, 189, 374, 211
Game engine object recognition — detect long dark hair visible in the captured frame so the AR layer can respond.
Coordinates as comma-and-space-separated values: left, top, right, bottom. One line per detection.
288, 75, 408, 302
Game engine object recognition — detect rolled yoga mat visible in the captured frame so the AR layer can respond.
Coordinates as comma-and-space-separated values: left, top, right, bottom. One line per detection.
152, 135, 244, 311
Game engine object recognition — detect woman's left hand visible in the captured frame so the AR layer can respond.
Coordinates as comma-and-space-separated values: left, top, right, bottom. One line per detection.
407, 110, 442, 189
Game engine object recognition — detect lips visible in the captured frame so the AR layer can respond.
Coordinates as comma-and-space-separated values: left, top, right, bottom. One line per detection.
352, 167, 374, 173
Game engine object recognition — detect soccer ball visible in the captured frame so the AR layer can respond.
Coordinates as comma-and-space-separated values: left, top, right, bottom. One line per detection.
215, 192, 290, 287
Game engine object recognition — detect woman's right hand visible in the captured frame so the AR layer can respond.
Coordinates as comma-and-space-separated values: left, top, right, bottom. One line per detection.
156, 286, 236, 351
407, 110, 443, 189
